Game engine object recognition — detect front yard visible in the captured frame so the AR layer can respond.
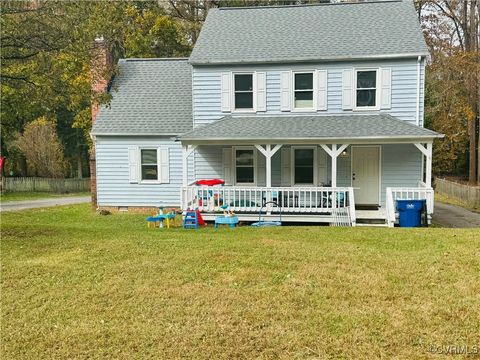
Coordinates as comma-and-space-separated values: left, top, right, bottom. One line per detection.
1, 205, 479, 359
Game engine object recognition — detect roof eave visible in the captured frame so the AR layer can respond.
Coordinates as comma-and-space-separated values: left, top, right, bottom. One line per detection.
92, 132, 186, 137
188, 52, 430, 66
178, 134, 444, 144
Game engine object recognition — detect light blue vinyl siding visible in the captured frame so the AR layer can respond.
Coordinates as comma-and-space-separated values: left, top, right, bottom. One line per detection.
193, 143, 422, 207
334, 144, 422, 205
192, 58, 425, 126
380, 143, 422, 203
95, 136, 188, 207
96, 138, 421, 208
194, 146, 273, 186
194, 146, 223, 180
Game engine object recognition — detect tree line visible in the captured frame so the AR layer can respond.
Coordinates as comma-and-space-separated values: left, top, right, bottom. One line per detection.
1, 0, 205, 178
417, 0, 479, 185
1, 0, 479, 184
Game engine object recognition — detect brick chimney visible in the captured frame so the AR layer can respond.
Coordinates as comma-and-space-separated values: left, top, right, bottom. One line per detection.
90, 37, 112, 209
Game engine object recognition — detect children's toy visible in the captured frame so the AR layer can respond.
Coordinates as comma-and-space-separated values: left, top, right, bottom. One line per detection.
219, 204, 235, 217
163, 212, 176, 228
146, 208, 177, 229
183, 211, 199, 229
251, 201, 282, 227
183, 209, 206, 229
196, 209, 206, 226
195, 178, 225, 186
214, 215, 239, 228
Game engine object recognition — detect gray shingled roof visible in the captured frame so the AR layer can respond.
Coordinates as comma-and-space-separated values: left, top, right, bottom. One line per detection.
189, 0, 428, 65
178, 115, 442, 142
91, 58, 192, 136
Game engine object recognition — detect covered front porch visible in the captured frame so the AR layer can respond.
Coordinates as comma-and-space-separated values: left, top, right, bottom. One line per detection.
178, 115, 442, 226
182, 185, 357, 225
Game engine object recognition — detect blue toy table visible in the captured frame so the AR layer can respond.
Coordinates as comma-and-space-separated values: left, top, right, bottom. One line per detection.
146, 213, 176, 228
214, 215, 239, 228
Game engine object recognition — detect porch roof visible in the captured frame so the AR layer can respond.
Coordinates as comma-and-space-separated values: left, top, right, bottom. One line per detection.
178, 114, 443, 144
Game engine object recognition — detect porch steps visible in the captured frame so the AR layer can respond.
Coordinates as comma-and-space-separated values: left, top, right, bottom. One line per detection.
355, 209, 388, 227
355, 222, 388, 228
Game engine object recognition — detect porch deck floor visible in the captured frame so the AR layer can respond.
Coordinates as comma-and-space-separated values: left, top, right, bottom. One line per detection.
200, 212, 334, 223
199, 209, 387, 224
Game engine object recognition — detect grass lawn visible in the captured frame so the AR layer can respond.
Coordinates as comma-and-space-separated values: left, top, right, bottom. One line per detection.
1, 191, 90, 203
1, 205, 479, 359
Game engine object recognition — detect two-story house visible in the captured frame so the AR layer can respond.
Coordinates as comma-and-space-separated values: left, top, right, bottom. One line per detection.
91, 0, 443, 226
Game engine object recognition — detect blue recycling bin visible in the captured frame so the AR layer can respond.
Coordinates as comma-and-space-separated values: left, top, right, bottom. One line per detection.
396, 199, 426, 227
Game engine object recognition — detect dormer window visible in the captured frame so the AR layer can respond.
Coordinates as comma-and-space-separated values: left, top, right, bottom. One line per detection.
293, 72, 314, 109
234, 73, 254, 110
355, 69, 378, 108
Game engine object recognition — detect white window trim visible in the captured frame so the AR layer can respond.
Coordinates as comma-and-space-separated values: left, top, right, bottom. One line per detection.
233, 146, 257, 186
353, 68, 381, 111
291, 146, 317, 186
291, 70, 316, 112
232, 72, 257, 113
139, 147, 161, 184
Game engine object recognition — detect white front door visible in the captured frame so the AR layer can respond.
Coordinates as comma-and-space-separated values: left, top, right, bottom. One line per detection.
352, 146, 380, 205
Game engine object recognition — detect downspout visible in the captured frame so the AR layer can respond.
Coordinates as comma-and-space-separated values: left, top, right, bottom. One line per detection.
416, 55, 421, 127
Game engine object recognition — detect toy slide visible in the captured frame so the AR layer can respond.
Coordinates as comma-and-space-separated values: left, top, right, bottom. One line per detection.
196, 209, 206, 226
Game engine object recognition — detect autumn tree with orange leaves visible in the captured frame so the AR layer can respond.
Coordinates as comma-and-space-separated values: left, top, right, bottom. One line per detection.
417, 0, 480, 184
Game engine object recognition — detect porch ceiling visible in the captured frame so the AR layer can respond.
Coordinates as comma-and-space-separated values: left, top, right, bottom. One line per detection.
177, 114, 443, 145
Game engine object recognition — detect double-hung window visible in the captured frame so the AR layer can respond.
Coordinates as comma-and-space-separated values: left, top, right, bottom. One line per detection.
355, 70, 377, 108
234, 74, 254, 110
235, 148, 255, 184
294, 72, 314, 109
140, 149, 158, 181
293, 147, 315, 185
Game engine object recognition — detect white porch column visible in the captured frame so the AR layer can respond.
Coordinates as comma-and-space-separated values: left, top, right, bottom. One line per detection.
426, 142, 433, 188
254, 144, 282, 187
182, 146, 188, 187
182, 145, 197, 187
331, 144, 338, 187
414, 142, 433, 188
320, 144, 349, 188
266, 145, 272, 188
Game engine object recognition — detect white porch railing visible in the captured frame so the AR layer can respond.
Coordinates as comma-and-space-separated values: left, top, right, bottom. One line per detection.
181, 186, 356, 225
385, 187, 434, 227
